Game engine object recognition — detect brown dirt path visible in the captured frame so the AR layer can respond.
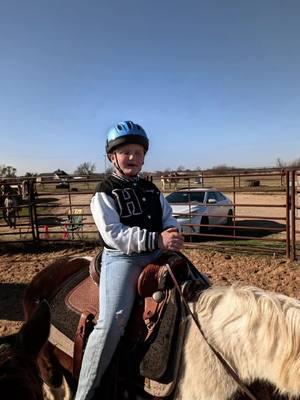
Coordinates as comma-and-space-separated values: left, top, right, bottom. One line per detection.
0, 246, 299, 337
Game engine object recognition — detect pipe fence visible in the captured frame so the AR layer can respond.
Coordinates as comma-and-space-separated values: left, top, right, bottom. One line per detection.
0, 169, 299, 260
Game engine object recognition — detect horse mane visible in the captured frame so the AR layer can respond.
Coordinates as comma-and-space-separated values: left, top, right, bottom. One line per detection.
188, 285, 300, 397
197, 285, 300, 348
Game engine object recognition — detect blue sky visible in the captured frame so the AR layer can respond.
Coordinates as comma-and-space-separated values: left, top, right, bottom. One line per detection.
1, 0, 300, 175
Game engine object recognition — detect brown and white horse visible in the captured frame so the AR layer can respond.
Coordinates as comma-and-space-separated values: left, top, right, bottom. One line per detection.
2, 256, 300, 400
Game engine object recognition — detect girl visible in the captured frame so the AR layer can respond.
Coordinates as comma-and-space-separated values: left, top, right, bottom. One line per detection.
75, 121, 184, 400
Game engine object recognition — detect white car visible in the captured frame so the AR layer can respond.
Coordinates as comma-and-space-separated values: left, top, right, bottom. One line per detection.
165, 188, 233, 234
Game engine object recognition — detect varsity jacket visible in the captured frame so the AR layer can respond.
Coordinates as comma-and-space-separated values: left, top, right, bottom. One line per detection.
91, 173, 179, 255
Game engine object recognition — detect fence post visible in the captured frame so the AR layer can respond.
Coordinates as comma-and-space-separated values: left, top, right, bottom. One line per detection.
285, 170, 290, 260
28, 179, 39, 243
290, 169, 296, 260
233, 175, 236, 240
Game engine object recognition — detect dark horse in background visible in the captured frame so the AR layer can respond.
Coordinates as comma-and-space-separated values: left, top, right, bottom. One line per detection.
1, 253, 300, 400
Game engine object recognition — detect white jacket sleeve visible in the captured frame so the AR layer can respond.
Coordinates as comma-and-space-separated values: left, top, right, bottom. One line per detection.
91, 193, 159, 255
160, 193, 180, 230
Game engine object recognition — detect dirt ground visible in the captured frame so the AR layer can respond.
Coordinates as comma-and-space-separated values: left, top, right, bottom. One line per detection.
0, 245, 299, 337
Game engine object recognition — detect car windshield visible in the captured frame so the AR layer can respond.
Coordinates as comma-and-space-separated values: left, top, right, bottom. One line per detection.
166, 191, 205, 204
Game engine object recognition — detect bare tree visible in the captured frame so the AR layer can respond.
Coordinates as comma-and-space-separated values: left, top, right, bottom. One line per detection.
0, 165, 17, 177
289, 158, 300, 167
210, 164, 235, 174
276, 158, 286, 168
105, 166, 114, 175
276, 157, 300, 168
25, 172, 38, 177
74, 162, 96, 176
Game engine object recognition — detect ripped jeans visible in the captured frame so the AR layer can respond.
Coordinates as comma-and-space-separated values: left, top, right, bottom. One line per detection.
75, 248, 161, 400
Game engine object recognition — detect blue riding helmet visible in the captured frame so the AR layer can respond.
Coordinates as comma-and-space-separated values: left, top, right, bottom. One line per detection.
106, 121, 149, 154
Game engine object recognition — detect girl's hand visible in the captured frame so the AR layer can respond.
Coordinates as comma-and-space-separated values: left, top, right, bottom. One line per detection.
158, 227, 184, 251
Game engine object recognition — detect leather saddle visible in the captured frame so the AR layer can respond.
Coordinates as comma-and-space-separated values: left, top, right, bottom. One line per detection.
39, 251, 210, 398
76, 251, 209, 397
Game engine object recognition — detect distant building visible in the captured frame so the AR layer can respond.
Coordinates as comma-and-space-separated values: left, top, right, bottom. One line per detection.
53, 169, 69, 180
36, 169, 69, 184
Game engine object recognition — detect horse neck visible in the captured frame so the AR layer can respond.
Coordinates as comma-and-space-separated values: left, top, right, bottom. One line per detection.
180, 286, 300, 399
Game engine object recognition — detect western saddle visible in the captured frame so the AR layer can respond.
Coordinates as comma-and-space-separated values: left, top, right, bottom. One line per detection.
58, 251, 210, 397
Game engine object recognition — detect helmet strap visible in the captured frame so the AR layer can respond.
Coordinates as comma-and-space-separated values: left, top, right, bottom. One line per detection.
111, 151, 139, 179
114, 153, 125, 175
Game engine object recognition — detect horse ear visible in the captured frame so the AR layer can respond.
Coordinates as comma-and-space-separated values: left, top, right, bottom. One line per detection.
18, 300, 51, 357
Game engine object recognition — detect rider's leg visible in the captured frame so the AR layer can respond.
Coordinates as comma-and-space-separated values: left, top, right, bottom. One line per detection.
75, 248, 161, 400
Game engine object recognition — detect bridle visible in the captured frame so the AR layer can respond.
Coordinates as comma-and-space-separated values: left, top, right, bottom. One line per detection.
166, 264, 258, 400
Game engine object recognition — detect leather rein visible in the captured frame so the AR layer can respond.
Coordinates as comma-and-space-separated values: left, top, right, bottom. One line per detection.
165, 263, 258, 400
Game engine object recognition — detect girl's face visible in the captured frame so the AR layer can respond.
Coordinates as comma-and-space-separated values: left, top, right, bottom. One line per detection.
110, 143, 145, 177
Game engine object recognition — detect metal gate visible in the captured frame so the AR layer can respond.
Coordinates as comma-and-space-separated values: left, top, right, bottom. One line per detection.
288, 169, 300, 260
1, 170, 300, 260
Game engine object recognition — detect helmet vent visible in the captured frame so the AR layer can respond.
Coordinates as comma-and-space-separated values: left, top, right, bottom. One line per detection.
117, 124, 123, 131
126, 121, 133, 129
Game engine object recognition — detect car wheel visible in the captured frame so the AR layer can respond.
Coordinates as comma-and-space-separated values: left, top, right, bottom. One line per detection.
226, 210, 233, 226
226, 210, 233, 235
200, 216, 209, 234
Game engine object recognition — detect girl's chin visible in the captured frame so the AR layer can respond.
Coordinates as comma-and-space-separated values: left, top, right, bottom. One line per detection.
124, 167, 141, 175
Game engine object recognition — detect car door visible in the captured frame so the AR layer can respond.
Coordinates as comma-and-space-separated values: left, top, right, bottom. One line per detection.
214, 191, 231, 224
206, 191, 221, 225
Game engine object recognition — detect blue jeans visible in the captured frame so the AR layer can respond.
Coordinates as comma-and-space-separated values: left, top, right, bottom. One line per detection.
75, 248, 161, 400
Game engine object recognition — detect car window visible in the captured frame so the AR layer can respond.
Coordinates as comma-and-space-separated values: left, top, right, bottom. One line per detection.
214, 192, 227, 201
190, 192, 205, 202
166, 191, 205, 203
206, 192, 219, 202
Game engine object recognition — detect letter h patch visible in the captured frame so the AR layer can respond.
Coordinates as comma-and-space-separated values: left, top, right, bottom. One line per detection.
112, 188, 143, 218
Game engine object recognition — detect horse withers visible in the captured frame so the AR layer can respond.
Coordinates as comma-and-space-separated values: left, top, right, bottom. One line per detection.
22, 253, 300, 400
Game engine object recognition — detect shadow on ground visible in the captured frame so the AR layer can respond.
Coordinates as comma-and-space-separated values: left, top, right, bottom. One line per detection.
0, 283, 27, 320
34, 197, 60, 204
36, 216, 65, 227
187, 219, 286, 242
